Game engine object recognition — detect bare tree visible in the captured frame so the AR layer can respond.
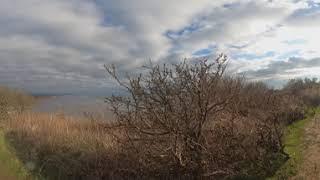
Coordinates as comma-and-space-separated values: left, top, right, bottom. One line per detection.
105, 54, 243, 178
104, 54, 309, 179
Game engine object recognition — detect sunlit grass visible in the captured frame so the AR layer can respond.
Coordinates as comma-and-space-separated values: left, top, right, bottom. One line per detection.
270, 107, 320, 179
0, 131, 30, 180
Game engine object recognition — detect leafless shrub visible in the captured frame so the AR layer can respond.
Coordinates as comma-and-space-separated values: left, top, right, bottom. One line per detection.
105, 55, 295, 178
284, 78, 320, 107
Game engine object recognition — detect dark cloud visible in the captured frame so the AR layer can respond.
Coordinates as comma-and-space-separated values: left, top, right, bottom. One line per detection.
242, 57, 320, 79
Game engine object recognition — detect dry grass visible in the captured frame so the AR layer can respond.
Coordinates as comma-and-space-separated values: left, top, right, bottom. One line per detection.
3, 112, 126, 180
7, 112, 116, 151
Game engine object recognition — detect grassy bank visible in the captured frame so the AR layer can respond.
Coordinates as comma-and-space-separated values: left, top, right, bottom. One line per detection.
0, 131, 30, 180
270, 108, 320, 179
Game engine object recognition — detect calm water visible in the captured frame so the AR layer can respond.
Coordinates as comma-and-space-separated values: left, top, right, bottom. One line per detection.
33, 95, 114, 120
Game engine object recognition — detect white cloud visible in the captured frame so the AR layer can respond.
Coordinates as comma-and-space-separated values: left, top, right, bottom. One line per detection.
0, 0, 319, 94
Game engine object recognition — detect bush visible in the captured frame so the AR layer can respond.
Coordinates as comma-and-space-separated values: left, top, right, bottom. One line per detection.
105, 55, 301, 179
284, 78, 320, 107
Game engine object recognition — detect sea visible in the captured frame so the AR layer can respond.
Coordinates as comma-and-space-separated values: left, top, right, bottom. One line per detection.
32, 95, 114, 120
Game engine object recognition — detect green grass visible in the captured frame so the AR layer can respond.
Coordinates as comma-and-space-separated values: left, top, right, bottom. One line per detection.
0, 131, 30, 180
269, 108, 320, 179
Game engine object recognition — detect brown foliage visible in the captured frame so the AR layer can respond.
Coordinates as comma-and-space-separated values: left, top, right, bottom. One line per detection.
105, 55, 304, 179
0, 86, 34, 122
5, 112, 124, 180
284, 78, 320, 107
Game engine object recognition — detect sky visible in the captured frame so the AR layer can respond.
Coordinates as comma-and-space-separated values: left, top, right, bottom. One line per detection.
0, 0, 320, 95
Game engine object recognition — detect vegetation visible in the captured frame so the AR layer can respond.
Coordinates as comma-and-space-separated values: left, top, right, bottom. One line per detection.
104, 56, 315, 179
284, 78, 320, 107
5, 112, 118, 180
0, 55, 320, 179
0, 86, 34, 122
0, 131, 30, 180
270, 108, 320, 179
0, 86, 34, 179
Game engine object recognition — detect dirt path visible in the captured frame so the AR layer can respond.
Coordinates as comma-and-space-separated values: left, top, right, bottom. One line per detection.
293, 113, 320, 179
0, 164, 19, 180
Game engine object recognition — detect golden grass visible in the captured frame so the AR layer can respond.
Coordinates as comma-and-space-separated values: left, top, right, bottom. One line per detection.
6, 112, 117, 152
3, 112, 123, 179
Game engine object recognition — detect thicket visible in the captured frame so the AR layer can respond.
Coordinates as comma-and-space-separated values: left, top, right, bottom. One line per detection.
105, 55, 310, 179
283, 78, 320, 107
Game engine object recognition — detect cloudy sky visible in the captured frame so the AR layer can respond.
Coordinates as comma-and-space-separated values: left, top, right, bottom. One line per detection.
0, 0, 320, 95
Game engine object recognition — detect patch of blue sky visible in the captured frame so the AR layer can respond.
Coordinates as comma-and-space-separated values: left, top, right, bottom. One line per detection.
283, 39, 307, 45
277, 50, 301, 60
290, 2, 320, 19
99, 14, 124, 28
306, 0, 320, 8
192, 44, 217, 57
192, 48, 213, 57
93, 3, 126, 28
232, 51, 275, 60
166, 24, 202, 40
165, 16, 208, 40
223, 2, 241, 9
